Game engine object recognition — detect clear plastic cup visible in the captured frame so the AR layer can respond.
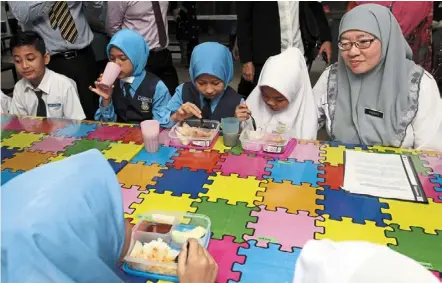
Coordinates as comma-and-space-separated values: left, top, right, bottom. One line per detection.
221, 117, 240, 134
98, 62, 121, 90
221, 117, 240, 147
141, 120, 160, 153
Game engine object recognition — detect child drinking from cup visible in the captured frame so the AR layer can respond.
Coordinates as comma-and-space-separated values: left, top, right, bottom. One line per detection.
90, 29, 171, 124
163, 42, 242, 127
235, 47, 318, 140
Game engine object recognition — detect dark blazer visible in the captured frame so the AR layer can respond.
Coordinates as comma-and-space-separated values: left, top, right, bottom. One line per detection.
237, 1, 332, 65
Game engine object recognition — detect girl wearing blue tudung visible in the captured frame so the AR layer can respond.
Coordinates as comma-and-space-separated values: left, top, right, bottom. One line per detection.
90, 29, 171, 124
1, 149, 218, 283
164, 42, 242, 127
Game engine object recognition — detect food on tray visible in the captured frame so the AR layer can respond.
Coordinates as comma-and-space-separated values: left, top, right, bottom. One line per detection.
175, 122, 215, 146
128, 238, 179, 275
171, 226, 207, 245
129, 238, 178, 262
264, 134, 285, 144
247, 130, 265, 141
176, 122, 213, 138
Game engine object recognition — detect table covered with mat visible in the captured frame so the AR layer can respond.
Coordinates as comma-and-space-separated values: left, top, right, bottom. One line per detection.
1, 115, 442, 283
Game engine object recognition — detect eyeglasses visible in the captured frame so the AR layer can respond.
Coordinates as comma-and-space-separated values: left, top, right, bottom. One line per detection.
338, 38, 377, 51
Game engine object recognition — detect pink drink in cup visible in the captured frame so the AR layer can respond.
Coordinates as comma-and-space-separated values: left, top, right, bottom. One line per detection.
98, 62, 121, 90
141, 120, 160, 153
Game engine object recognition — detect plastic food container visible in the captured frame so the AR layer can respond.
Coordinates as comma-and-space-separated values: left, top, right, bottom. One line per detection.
240, 123, 290, 154
168, 119, 220, 148
123, 211, 211, 281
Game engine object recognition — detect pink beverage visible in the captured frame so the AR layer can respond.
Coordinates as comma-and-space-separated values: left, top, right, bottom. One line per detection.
141, 120, 160, 153
99, 62, 121, 90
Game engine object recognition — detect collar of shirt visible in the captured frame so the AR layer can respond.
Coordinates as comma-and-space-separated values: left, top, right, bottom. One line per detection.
199, 91, 224, 112
24, 68, 52, 95
119, 71, 146, 98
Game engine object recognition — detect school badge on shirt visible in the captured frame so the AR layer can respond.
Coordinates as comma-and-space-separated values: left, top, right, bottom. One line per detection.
138, 96, 152, 112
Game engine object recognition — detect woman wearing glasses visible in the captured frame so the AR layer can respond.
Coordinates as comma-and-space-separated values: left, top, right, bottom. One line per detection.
313, 4, 442, 151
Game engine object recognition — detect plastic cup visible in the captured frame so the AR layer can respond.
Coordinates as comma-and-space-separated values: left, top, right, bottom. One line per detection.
221, 117, 240, 134
98, 62, 121, 90
141, 120, 160, 153
221, 117, 240, 147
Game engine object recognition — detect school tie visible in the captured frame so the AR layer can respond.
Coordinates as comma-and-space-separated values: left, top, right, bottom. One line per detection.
151, 1, 167, 48
201, 98, 212, 119
34, 90, 47, 117
49, 1, 78, 44
123, 83, 133, 100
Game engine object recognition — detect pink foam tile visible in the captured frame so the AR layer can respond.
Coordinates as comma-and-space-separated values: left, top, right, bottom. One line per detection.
419, 174, 442, 203
244, 206, 324, 251
28, 136, 79, 153
120, 184, 144, 214
207, 235, 249, 283
217, 153, 273, 180
288, 141, 322, 164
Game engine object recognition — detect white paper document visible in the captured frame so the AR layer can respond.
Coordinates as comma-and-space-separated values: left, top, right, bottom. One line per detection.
343, 151, 427, 203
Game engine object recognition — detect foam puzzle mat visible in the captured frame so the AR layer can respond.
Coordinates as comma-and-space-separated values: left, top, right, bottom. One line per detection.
2, 115, 442, 283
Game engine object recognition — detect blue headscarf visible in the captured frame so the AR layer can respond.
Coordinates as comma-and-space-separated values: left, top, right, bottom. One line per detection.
107, 29, 150, 77
189, 42, 234, 89
1, 149, 125, 283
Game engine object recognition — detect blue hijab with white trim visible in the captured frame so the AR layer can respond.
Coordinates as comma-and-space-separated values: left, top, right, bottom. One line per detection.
1, 149, 125, 283
107, 29, 150, 77
189, 42, 234, 89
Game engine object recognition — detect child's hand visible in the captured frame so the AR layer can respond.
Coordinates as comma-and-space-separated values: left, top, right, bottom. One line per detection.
177, 239, 218, 283
89, 74, 114, 107
172, 102, 202, 121
235, 103, 251, 121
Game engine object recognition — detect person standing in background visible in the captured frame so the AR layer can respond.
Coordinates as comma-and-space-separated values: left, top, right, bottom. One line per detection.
347, 1, 434, 72
170, 1, 199, 68
9, 1, 102, 120
106, 1, 179, 95
86, 1, 109, 75
236, 1, 332, 97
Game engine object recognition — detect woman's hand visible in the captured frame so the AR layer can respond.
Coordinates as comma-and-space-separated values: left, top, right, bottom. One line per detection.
235, 103, 251, 121
89, 74, 114, 107
171, 102, 202, 121
177, 239, 218, 283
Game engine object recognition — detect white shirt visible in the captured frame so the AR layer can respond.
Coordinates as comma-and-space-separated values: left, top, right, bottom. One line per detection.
278, 1, 304, 54
313, 67, 442, 151
1, 90, 12, 114
10, 69, 86, 120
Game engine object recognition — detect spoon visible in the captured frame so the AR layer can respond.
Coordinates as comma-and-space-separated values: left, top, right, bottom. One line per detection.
250, 115, 257, 131
199, 117, 204, 128
242, 101, 256, 131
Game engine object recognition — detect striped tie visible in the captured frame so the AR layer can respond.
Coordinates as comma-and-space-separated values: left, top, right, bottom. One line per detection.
49, 1, 78, 43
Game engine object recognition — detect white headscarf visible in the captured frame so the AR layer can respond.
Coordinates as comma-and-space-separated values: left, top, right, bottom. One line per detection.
293, 239, 439, 283
245, 47, 318, 140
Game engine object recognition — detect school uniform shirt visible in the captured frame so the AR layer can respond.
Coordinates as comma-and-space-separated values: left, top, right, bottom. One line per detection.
313, 67, 442, 151
162, 83, 241, 128
9, 68, 86, 120
94, 73, 171, 124
1, 90, 12, 114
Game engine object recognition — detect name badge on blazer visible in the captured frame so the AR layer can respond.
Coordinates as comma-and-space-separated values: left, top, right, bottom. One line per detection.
364, 107, 384, 119
47, 103, 62, 108
137, 96, 152, 103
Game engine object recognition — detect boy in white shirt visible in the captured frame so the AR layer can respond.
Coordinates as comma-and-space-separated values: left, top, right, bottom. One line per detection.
9, 31, 86, 120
